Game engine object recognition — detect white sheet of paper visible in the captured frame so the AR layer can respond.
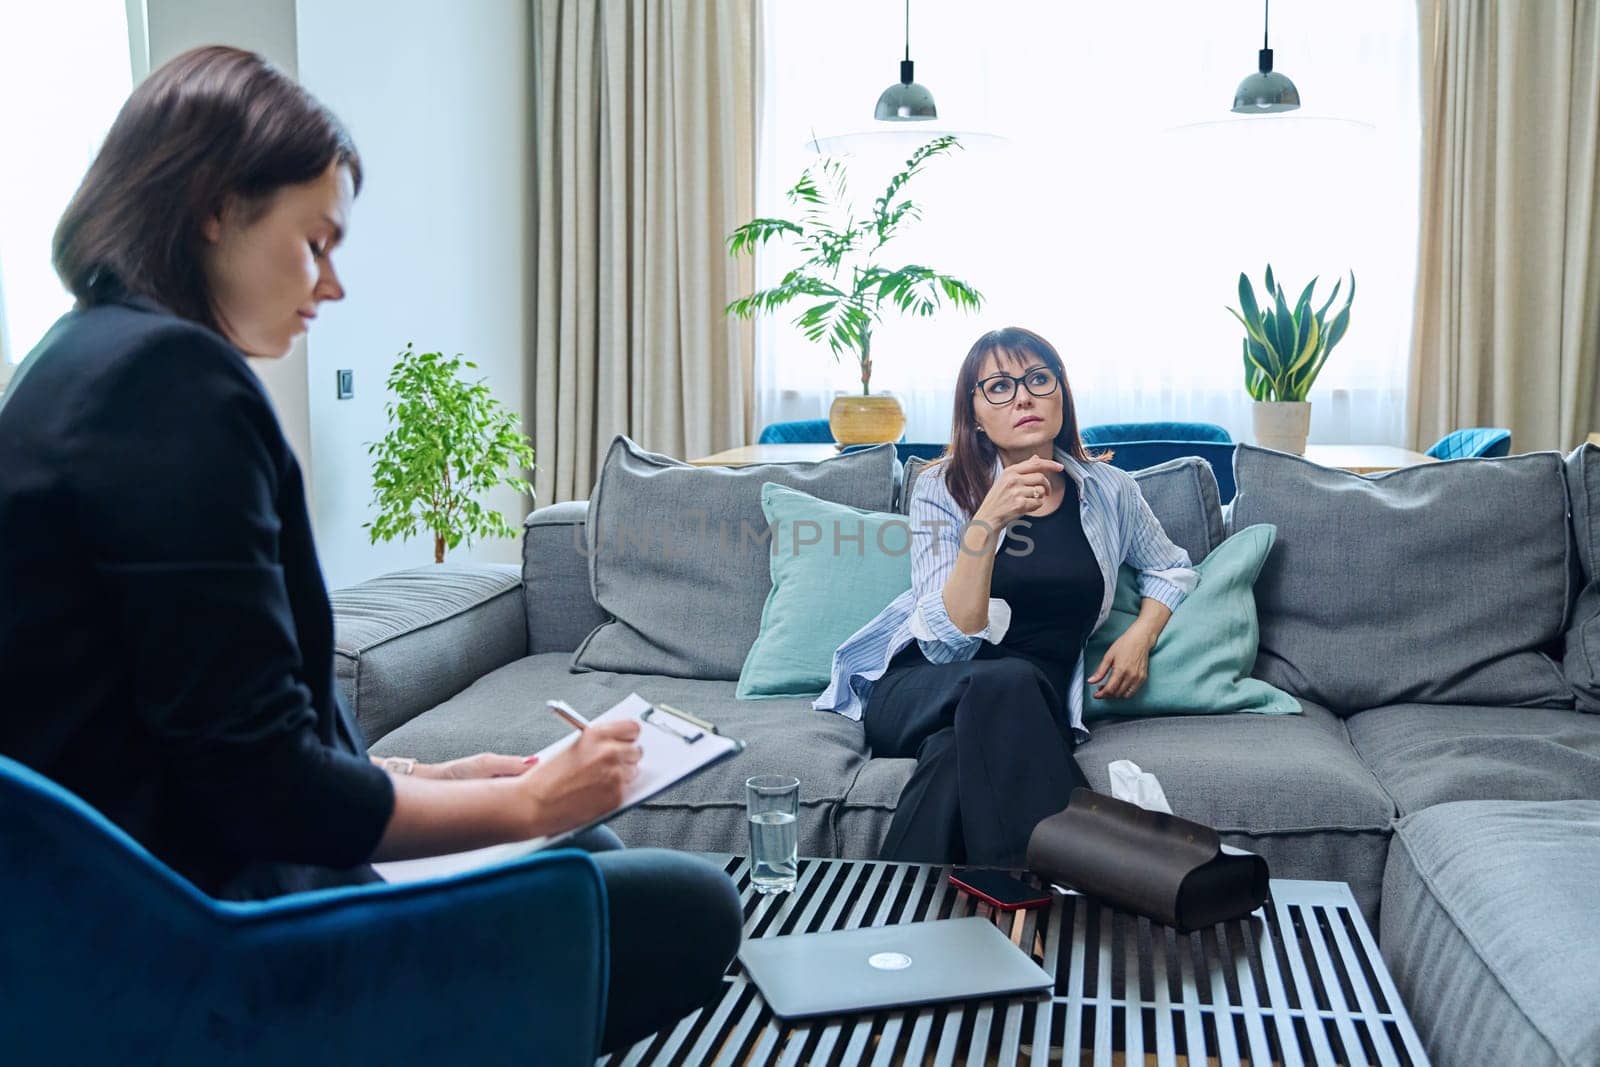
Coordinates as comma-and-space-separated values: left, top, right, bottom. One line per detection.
374, 693, 741, 884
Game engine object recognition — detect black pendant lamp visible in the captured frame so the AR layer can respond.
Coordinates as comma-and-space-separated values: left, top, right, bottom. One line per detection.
1231, 0, 1300, 113
874, 0, 937, 121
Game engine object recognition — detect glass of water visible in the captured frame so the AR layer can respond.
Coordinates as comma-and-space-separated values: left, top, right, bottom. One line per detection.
746, 774, 799, 894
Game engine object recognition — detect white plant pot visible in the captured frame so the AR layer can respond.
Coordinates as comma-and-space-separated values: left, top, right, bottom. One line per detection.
1251, 401, 1312, 455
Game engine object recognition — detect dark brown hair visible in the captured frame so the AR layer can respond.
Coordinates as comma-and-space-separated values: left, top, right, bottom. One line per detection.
937, 326, 1105, 518
53, 45, 361, 333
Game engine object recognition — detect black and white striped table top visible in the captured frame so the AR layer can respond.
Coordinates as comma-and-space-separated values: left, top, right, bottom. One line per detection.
602, 855, 1429, 1066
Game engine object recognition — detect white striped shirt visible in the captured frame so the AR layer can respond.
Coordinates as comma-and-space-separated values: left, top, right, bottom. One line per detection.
813, 447, 1198, 736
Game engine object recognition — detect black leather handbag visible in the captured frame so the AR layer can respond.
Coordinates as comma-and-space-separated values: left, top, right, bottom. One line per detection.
1025, 788, 1270, 932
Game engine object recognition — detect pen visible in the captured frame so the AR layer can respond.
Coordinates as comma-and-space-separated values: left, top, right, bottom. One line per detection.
547, 699, 590, 733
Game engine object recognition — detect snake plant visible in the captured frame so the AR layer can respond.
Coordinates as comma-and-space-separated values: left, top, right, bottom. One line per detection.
1227, 265, 1355, 403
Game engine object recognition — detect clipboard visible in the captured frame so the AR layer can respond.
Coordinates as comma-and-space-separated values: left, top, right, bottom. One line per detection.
375, 693, 745, 884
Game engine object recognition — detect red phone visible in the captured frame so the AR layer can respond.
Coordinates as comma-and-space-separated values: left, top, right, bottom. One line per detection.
949, 868, 1052, 911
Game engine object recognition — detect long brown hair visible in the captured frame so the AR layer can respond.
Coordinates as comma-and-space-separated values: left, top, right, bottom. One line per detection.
937, 326, 1104, 518
53, 46, 362, 334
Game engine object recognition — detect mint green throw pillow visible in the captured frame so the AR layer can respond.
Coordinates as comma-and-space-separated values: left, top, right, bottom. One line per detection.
737, 482, 913, 699
1084, 524, 1299, 720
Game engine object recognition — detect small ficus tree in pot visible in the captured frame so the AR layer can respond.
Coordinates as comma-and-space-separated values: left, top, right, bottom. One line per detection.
366, 343, 536, 564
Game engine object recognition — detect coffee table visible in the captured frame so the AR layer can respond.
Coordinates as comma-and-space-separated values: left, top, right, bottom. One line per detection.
601, 855, 1429, 1066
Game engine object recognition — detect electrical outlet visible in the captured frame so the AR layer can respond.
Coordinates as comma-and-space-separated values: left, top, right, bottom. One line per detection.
336, 369, 354, 399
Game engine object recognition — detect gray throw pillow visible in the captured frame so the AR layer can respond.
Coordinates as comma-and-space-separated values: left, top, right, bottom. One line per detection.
1567, 444, 1600, 712
898, 455, 933, 515
1130, 457, 1225, 565
571, 436, 898, 679
1231, 444, 1573, 712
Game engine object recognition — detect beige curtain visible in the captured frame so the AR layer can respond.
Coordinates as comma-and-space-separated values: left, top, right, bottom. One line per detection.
530, 0, 756, 505
0, 245, 11, 372
1409, 0, 1600, 453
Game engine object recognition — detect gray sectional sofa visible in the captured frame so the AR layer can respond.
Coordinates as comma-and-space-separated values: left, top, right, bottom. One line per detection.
334, 440, 1600, 1067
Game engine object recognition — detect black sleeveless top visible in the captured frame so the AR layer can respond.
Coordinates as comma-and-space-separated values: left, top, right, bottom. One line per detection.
988, 477, 1104, 669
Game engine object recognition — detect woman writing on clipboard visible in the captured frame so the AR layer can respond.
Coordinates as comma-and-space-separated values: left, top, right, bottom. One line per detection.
0, 47, 739, 1054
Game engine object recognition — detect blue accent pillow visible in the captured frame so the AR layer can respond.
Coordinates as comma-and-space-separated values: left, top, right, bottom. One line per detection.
1084, 524, 1299, 719
737, 483, 912, 699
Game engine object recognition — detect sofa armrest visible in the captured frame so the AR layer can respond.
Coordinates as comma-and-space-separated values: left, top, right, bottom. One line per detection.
524, 502, 610, 654
332, 563, 526, 743
189, 849, 607, 1065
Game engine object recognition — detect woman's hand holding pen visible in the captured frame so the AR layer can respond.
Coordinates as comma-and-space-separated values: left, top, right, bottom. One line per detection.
368, 717, 643, 860
519, 719, 643, 838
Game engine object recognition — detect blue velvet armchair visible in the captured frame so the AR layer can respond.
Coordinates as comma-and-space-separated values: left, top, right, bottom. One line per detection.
0, 754, 608, 1066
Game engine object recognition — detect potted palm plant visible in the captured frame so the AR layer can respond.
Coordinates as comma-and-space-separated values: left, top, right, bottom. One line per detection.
725, 136, 984, 445
1227, 265, 1355, 455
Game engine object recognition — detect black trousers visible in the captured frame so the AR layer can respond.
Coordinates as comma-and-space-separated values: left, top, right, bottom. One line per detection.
573, 828, 744, 1054
864, 645, 1089, 868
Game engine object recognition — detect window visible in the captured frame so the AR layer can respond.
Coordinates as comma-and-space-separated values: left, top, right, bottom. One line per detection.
755, 0, 1420, 445
0, 0, 134, 388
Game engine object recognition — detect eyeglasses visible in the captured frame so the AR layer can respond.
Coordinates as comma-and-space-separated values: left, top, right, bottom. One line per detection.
973, 366, 1060, 405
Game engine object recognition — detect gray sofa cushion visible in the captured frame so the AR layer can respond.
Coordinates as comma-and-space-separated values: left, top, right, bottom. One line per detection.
332, 564, 525, 742
1566, 444, 1600, 711
1381, 800, 1600, 1067
897, 455, 1223, 565
835, 755, 913, 858
1075, 700, 1394, 921
369, 652, 890, 857
523, 501, 607, 655
572, 436, 898, 680
1345, 703, 1600, 815
898, 455, 933, 515
1232, 445, 1573, 712
1129, 456, 1225, 564
373, 654, 1401, 913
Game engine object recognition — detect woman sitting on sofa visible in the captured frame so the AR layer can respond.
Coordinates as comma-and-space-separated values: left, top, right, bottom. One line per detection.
0, 46, 739, 1054
815, 327, 1198, 866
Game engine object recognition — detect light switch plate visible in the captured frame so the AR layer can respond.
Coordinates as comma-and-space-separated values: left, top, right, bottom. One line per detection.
336, 368, 354, 399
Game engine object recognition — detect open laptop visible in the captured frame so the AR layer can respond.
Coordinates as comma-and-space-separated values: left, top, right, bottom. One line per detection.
738, 917, 1054, 1019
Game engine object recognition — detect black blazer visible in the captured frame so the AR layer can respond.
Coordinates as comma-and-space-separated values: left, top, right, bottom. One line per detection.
0, 291, 393, 899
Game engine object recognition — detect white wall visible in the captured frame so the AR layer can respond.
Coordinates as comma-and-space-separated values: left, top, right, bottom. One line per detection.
141, 0, 317, 484
295, 0, 533, 588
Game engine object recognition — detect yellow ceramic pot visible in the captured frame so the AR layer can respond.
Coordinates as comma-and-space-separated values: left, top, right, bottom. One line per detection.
829, 394, 906, 445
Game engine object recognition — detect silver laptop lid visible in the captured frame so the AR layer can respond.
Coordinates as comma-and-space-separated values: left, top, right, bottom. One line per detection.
738, 917, 1054, 1019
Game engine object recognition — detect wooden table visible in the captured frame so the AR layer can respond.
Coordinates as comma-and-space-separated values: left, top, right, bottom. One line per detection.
1298, 444, 1436, 474
602, 855, 1429, 1065
691, 443, 1438, 475
689, 444, 851, 467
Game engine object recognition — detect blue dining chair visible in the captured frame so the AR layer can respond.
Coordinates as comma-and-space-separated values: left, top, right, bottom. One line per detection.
894, 442, 946, 463
756, 419, 834, 444
759, 419, 910, 446
1097, 441, 1238, 504
1080, 421, 1233, 447
0, 753, 609, 1066
1426, 427, 1511, 460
